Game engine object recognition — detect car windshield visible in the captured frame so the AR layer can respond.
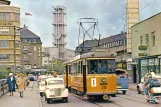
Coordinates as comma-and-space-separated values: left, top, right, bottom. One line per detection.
48, 80, 63, 85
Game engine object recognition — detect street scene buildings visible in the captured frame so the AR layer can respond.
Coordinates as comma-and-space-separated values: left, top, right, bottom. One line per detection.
1, 0, 161, 107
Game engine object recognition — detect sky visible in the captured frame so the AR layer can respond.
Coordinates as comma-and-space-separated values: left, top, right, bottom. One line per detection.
11, 0, 161, 50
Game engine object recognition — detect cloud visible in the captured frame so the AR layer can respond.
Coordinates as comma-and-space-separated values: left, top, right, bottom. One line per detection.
10, 0, 161, 50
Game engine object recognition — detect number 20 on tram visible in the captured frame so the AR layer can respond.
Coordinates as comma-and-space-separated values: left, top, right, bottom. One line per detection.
63, 52, 117, 100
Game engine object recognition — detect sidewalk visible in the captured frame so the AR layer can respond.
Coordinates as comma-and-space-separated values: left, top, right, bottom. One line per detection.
129, 83, 137, 91
0, 82, 42, 107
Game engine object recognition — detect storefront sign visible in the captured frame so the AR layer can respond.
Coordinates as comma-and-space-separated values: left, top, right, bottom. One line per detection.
138, 53, 147, 56
95, 48, 109, 52
0, 21, 13, 26
127, 63, 131, 70
138, 45, 147, 50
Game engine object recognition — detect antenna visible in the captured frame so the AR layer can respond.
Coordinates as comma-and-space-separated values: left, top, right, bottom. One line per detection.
77, 18, 101, 54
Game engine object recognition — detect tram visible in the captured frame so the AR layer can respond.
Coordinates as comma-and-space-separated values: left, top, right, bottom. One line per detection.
63, 49, 117, 100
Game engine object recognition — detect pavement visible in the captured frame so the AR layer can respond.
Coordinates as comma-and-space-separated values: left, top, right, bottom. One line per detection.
129, 83, 137, 91
0, 81, 42, 107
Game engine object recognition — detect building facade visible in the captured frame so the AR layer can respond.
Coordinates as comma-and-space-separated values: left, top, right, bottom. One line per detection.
132, 12, 161, 82
42, 47, 75, 68
53, 6, 67, 58
75, 40, 98, 55
0, 1, 21, 71
20, 28, 42, 72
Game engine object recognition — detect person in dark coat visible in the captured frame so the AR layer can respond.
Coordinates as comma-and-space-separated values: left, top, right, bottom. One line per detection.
7, 73, 16, 96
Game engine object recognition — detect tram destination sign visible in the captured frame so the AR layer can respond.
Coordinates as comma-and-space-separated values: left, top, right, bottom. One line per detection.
94, 48, 109, 52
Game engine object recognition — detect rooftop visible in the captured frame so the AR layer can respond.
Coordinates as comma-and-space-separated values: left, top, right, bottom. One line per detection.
0, 0, 10, 5
20, 28, 40, 39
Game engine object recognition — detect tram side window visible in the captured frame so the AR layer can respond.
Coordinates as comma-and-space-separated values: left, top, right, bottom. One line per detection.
78, 61, 81, 74
88, 59, 115, 74
108, 60, 116, 73
71, 63, 77, 75
68, 65, 71, 74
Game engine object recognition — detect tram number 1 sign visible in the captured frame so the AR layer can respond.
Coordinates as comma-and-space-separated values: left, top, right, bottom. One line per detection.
91, 78, 96, 87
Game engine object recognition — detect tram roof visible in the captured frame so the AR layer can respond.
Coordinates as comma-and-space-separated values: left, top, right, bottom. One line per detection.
63, 50, 116, 65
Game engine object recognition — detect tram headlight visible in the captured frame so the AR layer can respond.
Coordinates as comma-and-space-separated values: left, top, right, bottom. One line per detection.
101, 77, 106, 83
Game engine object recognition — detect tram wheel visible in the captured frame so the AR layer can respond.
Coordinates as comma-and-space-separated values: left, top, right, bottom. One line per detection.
122, 91, 126, 95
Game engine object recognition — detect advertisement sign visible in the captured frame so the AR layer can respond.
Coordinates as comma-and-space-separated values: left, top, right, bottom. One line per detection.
127, 63, 131, 70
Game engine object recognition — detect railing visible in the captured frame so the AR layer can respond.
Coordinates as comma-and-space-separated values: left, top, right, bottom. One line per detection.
0, 79, 8, 98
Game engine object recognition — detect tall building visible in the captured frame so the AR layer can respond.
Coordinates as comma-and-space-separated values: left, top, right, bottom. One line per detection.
20, 27, 42, 72
0, 0, 21, 71
126, 0, 139, 53
53, 6, 67, 58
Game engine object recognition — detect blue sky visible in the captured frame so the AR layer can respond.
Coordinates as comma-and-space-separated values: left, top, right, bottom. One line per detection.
11, 0, 161, 50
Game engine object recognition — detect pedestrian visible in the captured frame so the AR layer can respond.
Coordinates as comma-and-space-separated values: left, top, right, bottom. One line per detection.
7, 73, 16, 96
16, 74, 26, 98
29, 74, 34, 89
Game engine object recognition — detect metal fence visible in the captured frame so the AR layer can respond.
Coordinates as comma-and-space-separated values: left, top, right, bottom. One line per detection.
0, 79, 8, 98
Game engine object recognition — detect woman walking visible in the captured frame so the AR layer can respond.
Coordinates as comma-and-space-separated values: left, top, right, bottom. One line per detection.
7, 73, 16, 96
16, 74, 26, 98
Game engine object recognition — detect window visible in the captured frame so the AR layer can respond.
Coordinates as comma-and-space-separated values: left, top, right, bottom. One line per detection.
0, 54, 9, 60
0, 26, 9, 34
0, 12, 10, 20
14, 13, 20, 21
109, 43, 111, 47
140, 36, 143, 44
145, 34, 149, 46
120, 40, 123, 45
15, 42, 20, 48
152, 31, 155, 46
107, 43, 109, 47
0, 40, 9, 48
34, 46, 37, 51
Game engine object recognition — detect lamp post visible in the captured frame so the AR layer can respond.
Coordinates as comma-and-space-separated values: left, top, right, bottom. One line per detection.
13, 25, 16, 75
13, 25, 24, 75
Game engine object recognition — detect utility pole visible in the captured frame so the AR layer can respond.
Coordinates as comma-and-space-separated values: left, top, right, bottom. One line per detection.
13, 25, 16, 75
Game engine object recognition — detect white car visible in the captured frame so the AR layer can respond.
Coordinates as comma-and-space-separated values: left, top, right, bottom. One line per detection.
44, 77, 68, 104
39, 75, 53, 96
137, 74, 161, 94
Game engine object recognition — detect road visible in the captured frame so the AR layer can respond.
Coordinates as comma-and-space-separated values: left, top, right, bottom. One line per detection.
41, 91, 161, 107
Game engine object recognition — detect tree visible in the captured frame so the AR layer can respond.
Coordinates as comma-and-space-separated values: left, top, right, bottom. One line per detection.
0, 68, 10, 79
52, 59, 64, 75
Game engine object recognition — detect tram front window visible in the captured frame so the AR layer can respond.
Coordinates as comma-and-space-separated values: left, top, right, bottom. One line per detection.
88, 59, 116, 74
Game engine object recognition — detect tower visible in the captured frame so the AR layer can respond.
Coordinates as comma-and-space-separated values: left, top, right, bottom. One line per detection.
53, 6, 67, 58
126, 0, 139, 53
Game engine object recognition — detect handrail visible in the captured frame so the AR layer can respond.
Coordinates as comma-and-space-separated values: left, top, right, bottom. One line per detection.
0, 79, 8, 98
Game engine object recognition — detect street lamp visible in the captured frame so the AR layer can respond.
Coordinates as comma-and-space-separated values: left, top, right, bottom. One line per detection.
13, 25, 24, 75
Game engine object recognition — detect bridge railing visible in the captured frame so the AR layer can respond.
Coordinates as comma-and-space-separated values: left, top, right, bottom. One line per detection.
0, 79, 8, 98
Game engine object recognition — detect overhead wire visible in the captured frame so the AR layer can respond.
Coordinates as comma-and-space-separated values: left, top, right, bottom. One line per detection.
105, 0, 159, 35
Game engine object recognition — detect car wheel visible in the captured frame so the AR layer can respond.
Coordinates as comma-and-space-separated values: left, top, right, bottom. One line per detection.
122, 91, 126, 95
137, 88, 141, 94
47, 99, 51, 104
63, 97, 68, 102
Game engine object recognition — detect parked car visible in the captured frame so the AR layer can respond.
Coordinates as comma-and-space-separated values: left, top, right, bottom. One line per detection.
44, 77, 68, 104
39, 75, 53, 96
116, 69, 129, 94
137, 74, 161, 94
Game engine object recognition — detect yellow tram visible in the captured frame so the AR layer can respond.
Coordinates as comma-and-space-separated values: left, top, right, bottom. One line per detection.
63, 49, 117, 100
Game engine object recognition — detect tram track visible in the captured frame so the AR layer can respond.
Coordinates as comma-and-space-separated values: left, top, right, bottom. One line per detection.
72, 93, 123, 107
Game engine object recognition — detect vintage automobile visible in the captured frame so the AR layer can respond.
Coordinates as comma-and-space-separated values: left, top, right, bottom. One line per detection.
44, 77, 68, 104
115, 69, 129, 94
137, 74, 161, 94
39, 75, 53, 96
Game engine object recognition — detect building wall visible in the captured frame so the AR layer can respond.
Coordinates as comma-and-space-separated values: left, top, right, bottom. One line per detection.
132, 13, 161, 58
42, 47, 75, 67
0, 5, 21, 70
126, 0, 139, 53
21, 42, 42, 70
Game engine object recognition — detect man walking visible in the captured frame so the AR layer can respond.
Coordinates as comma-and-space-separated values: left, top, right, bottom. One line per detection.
16, 74, 26, 98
